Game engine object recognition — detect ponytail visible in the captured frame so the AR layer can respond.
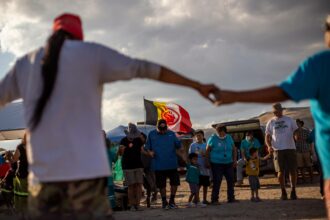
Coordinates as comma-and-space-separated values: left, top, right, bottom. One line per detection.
30, 30, 73, 130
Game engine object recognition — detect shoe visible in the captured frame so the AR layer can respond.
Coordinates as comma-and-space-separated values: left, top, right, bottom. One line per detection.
197, 202, 207, 208
186, 202, 195, 208
227, 199, 239, 203
255, 197, 262, 202
250, 197, 256, 202
210, 201, 221, 205
290, 191, 298, 200
130, 206, 136, 211
168, 203, 178, 209
202, 200, 210, 205
280, 192, 288, 200
235, 180, 243, 187
162, 201, 169, 210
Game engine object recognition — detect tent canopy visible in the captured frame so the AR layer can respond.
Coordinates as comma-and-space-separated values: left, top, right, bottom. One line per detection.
106, 124, 155, 144
0, 102, 25, 141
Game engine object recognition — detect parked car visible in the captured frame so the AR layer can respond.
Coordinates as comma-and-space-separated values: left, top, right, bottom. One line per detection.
211, 119, 275, 177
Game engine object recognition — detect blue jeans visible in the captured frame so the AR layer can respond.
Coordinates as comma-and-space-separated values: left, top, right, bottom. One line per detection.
211, 162, 235, 202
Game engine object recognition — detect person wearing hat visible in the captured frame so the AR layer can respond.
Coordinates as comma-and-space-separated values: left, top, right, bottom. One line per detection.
265, 103, 298, 200
294, 119, 313, 183
119, 123, 146, 211
0, 13, 220, 218
214, 14, 330, 217
145, 119, 184, 210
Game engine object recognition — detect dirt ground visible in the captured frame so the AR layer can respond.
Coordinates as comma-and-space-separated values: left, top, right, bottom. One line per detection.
114, 175, 326, 220
0, 175, 326, 220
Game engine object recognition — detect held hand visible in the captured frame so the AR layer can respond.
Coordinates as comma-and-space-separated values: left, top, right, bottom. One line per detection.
205, 160, 211, 169
214, 90, 236, 106
149, 151, 155, 158
197, 83, 221, 104
233, 160, 238, 168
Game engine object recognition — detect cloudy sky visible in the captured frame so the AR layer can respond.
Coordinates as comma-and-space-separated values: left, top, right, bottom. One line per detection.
0, 0, 329, 132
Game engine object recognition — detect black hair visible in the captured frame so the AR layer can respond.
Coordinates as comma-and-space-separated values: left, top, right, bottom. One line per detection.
188, 152, 198, 160
249, 147, 258, 156
215, 124, 227, 133
246, 131, 253, 136
30, 30, 74, 130
194, 129, 204, 137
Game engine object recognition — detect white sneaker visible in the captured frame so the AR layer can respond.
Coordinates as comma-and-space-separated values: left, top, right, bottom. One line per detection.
197, 202, 207, 208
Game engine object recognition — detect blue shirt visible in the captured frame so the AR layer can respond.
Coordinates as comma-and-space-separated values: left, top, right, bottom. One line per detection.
186, 164, 200, 184
188, 142, 210, 176
240, 138, 261, 159
280, 50, 330, 179
207, 134, 234, 164
145, 130, 181, 171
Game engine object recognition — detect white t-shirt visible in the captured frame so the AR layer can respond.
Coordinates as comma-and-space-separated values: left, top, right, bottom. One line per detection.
0, 40, 161, 185
265, 115, 298, 151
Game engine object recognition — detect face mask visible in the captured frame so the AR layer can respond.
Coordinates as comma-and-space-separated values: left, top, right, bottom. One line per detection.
219, 134, 226, 140
246, 136, 252, 141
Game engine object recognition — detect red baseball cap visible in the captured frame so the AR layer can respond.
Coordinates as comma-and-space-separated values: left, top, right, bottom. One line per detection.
53, 13, 83, 40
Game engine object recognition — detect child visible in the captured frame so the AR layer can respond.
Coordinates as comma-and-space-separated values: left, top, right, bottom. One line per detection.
246, 148, 271, 202
186, 153, 206, 208
188, 130, 211, 204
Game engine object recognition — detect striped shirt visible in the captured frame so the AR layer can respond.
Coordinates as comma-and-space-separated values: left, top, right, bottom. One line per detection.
295, 128, 311, 153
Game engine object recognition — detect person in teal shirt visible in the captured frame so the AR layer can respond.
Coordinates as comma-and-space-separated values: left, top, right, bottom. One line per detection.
236, 131, 261, 186
216, 15, 330, 218
206, 124, 238, 204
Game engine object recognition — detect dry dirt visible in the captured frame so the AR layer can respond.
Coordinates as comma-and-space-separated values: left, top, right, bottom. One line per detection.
0, 175, 326, 220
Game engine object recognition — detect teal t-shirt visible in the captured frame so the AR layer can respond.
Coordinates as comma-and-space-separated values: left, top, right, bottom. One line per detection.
186, 164, 200, 184
240, 138, 261, 159
279, 50, 330, 179
207, 134, 234, 164
107, 147, 118, 186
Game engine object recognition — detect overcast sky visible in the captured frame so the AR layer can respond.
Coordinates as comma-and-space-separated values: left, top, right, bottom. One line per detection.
0, 0, 329, 132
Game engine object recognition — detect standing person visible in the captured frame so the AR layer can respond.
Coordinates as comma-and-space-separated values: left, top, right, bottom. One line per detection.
294, 119, 314, 183
215, 14, 330, 218
0, 13, 220, 218
265, 103, 298, 200
119, 123, 145, 211
205, 124, 238, 204
9, 133, 29, 219
236, 131, 261, 186
186, 153, 206, 208
188, 129, 211, 204
246, 148, 271, 202
309, 128, 324, 199
145, 119, 185, 210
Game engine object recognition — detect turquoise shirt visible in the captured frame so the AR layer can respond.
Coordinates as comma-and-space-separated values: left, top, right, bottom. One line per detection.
107, 147, 118, 186
240, 138, 261, 159
207, 134, 234, 164
186, 164, 200, 184
280, 50, 330, 179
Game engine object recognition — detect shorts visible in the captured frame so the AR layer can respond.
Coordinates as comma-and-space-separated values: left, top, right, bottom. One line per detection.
296, 152, 313, 168
28, 177, 112, 219
248, 176, 260, 191
124, 168, 144, 186
199, 175, 210, 187
155, 169, 180, 189
189, 183, 199, 195
273, 149, 297, 173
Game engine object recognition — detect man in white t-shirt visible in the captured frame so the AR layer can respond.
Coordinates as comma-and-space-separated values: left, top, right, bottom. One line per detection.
265, 103, 298, 200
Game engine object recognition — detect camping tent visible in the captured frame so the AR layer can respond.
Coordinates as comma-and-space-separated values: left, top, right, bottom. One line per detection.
106, 124, 156, 143
0, 102, 25, 141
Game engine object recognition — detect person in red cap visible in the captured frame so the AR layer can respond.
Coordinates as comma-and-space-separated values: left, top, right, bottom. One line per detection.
0, 13, 220, 219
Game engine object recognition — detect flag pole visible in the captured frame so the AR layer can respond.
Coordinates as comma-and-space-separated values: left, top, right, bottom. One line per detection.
143, 96, 146, 133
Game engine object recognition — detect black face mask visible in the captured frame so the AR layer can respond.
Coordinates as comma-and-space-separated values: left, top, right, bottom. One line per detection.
158, 125, 167, 131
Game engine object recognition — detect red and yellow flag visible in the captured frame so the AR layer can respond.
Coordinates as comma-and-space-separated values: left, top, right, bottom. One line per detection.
144, 99, 192, 133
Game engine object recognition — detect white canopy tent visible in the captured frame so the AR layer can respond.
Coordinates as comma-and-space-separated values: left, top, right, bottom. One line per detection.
0, 102, 25, 141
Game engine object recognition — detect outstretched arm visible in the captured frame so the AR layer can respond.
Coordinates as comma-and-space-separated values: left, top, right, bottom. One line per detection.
158, 67, 219, 103
216, 86, 289, 105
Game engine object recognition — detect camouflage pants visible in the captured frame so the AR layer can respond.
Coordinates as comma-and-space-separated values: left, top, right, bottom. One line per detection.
28, 177, 113, 220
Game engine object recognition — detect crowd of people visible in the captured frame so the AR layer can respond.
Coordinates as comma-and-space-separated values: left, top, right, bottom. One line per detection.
0, 12, 329, 219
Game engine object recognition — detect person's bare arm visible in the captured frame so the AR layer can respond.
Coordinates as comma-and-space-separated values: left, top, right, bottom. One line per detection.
265, 133, 273, 153
10, 148, 20, 163
205, 145, 212, 168
216, 86, 289, 105
158, 67, 219, 103
232, 145, 237, 168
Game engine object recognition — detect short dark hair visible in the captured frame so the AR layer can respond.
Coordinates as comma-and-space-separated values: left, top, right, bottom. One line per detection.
194, 129, 204, 136
249, 147, 258, 155
296, 119, 304, 126
188, 152, 198, 160
215, 124, 227, 133
246, 131, 254, 136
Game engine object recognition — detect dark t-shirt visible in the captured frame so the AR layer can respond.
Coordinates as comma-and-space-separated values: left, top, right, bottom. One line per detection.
16, 144, 28, 178
120, 137, 144, 170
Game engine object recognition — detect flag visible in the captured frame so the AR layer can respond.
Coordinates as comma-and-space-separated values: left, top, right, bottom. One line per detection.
144, 99, 192, 133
